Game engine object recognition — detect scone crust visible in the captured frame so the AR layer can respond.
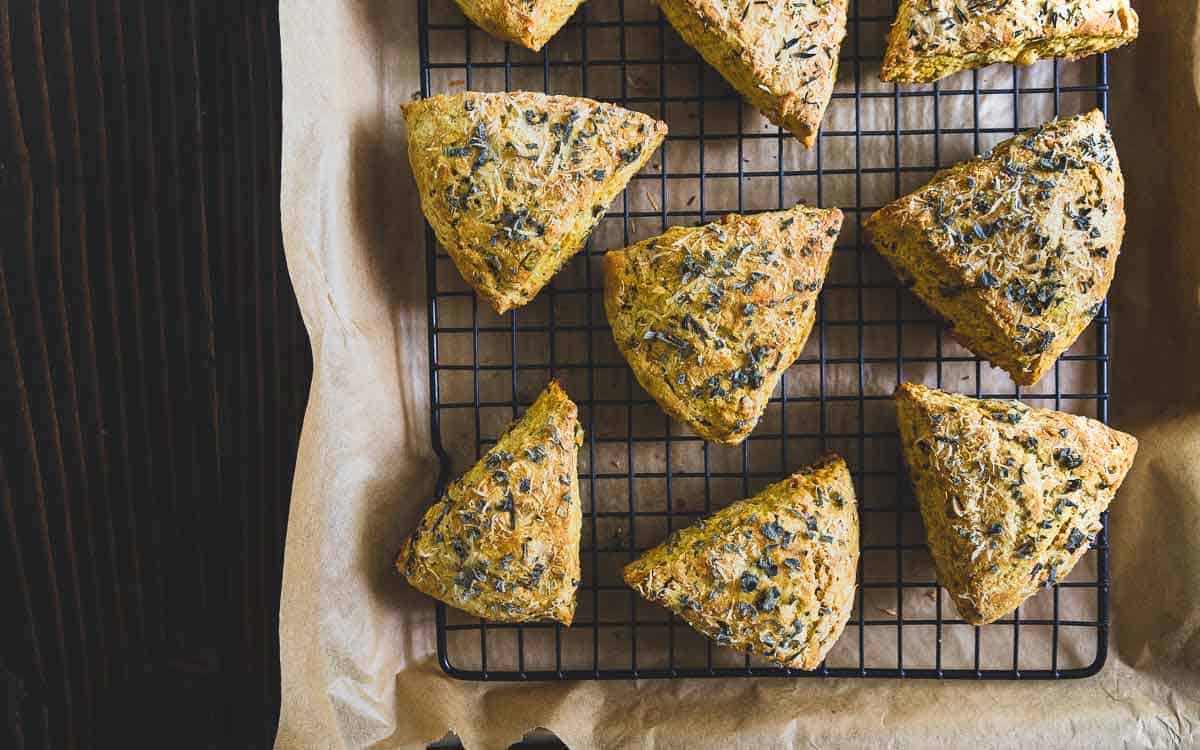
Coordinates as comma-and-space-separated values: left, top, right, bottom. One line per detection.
624, 454, 859, 670
604, 204, 843, 444
865, 110, 1124, 386
656, 0, 848, 147
895, 383, 1136, 625
397, 380, 583, 624
453, 0, 585, 52
881, 0, 1139, 83
404, 91, 666, 314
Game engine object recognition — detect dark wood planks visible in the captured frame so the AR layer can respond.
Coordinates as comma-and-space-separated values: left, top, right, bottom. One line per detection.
1, 2, 307, 747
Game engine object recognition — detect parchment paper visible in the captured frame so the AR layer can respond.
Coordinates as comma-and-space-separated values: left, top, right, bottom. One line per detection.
275, 0, 1200, 746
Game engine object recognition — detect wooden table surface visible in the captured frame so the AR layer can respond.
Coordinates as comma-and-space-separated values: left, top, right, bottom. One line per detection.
2, 2, 309, 747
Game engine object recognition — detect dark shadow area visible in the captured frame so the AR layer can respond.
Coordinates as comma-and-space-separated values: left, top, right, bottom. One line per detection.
429, 727, 571, 749
344, 111, 445, 645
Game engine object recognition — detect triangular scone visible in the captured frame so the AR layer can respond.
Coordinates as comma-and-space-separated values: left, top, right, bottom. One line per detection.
453, 0, 585, 52
397, 380, 583, 624
880, 0, 1138, 83
404, 91, 667, 314
604, 205, 842, 444
656, 0, 848, 147
624, 454, 858, 670
895, 383, 1137, 625
865, 110, 1124, 386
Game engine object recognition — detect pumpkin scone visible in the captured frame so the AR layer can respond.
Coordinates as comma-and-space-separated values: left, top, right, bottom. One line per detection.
452, 0, 585, 52
624, 454, 859, 669
656, 0, 848, 147
604, 204, 842, 444
865, 110, 1124, 386
895, 383, 1137, 625
880, 0, 1139, 84
404, 91, 667, 314
397, 380, 583, 624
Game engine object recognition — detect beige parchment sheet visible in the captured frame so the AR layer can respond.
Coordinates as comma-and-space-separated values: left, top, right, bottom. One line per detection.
275, 0, 1200, 747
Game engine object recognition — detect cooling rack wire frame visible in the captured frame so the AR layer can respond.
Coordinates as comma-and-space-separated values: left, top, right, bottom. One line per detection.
417, 0, 1112, 680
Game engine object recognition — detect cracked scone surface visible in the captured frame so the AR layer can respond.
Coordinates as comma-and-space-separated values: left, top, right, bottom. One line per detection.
881, 0, 1138, 83
604, 204, 842, 444
656, 0, 847, 147
895, 383, 1136, 625
624, 454, 859, 670
452, 0, 585, 52
397, 380, 583, 624
865, 110, 1124, 386
404, 91, 666, 314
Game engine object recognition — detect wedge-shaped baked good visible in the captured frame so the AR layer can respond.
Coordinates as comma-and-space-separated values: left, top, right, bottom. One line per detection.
625, 454, 858, 669
895, 383, 1136, 625
397, 380, 583, 623
656, 0, 847, 148
453, 0, 584, 52
404, 91, 667, 314
604, 205, 842, 444
881, 0, 1138, 83
865, 110, 1124, 386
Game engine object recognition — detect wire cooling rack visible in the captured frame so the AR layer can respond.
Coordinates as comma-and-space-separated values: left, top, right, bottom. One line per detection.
418, 0, 1112, 680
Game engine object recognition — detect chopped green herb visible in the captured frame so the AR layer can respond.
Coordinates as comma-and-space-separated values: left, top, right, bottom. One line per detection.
757, 586, 781, 612
1054, 446, 1083, 470
524, 445, 548, 463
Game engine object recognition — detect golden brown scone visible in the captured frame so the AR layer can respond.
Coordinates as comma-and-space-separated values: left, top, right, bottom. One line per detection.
880, 0, 1138, 83
865, 110, 1124, 386
604, 205, 842, 444
895, 383, 1137, 625
404, 91, 667, 314
397, 380, 583, 624
624, 454, 858, 670
655, 0, 848, 147
453, 0, 584, 52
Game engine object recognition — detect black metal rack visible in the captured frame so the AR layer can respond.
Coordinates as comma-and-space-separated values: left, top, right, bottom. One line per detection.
419, 0, 1111, 680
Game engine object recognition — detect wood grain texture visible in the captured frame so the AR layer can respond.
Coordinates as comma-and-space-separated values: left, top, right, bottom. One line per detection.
0, 2, 308, 747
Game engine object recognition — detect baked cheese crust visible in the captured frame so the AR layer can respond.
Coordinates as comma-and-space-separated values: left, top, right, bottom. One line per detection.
881, 0, 1138, 84
453, 0, 585, 52
625, 454, 859, 669
656, 0, 848, 147
398, 380, 583, 624
895, 383, 1136, 625
866, 110, 1124, 386
405, 91, 667, 314
604, 204, 842, 444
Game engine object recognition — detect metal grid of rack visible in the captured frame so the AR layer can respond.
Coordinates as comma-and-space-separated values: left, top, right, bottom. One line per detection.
419, 0, 1111, 680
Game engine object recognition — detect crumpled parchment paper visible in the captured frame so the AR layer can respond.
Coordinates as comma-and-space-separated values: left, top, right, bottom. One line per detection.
275, 0, 1200, 746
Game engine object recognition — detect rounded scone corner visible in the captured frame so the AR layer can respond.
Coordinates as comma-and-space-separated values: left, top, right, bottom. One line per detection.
452, 0, 587, 52
880, 0, 1139, 84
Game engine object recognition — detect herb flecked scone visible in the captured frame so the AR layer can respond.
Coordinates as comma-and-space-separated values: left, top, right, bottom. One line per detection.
624, 454, 859, 669
865, 110, 1124, 386
397, 380, 583, 624
880, 0, 1138, 83
452, 0, 585, 52
895, 383, 1137, 625
404, 91, 667, 314
656, 0, 847, 147
604, 205, 842, 444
